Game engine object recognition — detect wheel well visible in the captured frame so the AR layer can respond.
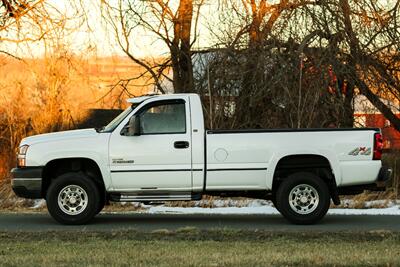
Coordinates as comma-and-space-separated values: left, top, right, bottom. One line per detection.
42, 158, 105, 198
272, 154, 339, 204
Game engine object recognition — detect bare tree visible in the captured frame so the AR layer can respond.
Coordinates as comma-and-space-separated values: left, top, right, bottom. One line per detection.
195, 0, 400, 131
0, 1, 62, 54
304, 0, 400, 130
218, 0, 319, 128
101, 0, 204, 94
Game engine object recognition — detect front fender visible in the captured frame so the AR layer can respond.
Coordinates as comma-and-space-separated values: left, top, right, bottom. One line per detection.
24, 134, 112, 189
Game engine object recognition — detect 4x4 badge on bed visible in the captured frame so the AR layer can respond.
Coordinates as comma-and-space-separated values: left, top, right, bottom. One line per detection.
348, 147, 371, 156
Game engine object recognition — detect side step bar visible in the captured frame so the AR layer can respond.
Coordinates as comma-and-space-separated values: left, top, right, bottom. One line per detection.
109, 192, 202, 202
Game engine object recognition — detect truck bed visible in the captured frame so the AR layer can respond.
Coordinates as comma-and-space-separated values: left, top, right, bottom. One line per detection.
205, 128, 380, 191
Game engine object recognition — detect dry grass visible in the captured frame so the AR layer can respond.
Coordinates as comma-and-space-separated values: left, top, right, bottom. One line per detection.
0, 178, 37, 211
102, 202, 145, 212
165, 195, 259, 208
334, 190, 398, 209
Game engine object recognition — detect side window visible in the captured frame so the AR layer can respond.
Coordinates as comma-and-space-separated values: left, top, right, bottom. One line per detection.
139, 101, 186, 134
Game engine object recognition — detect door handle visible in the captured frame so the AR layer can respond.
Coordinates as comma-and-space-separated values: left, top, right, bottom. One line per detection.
174, 141, 189, 149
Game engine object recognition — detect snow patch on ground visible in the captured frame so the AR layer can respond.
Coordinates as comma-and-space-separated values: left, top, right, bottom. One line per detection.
143, 200, 400, 215
328, 206, 400, 215
147, 204, 400, 216
340, 199, 400, 208
32, 199, 46, 209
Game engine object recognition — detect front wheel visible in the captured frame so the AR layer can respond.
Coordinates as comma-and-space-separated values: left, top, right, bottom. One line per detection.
275, 172, 330, 225
46, 173, 100, 225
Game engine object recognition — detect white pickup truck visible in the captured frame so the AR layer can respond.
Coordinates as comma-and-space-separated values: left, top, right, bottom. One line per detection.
11, 94, 391, 225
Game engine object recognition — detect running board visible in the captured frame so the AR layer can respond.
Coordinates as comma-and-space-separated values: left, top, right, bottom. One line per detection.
109, 192, 202, 202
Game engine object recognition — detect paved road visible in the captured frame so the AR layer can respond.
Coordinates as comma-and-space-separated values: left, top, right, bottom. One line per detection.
0, 213, 399, 232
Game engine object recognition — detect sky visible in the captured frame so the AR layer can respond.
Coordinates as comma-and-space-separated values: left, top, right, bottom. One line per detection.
1, 0, 396, 59
1, 0, 121, 58
0, 0, 218, 59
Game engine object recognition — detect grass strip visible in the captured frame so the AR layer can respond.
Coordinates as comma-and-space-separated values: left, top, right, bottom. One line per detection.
0, 229, 399, 266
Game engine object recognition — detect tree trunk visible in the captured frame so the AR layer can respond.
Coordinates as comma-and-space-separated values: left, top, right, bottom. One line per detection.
236, 0, 268, 127
171, 0, 194, 93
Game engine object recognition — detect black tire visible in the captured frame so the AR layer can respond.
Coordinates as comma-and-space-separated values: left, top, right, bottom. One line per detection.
96, 193, 106, 215
46, 172, 100, 225
275, 172, 330, 225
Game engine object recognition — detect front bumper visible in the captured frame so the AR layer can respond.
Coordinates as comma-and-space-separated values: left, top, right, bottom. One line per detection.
11, 167, 43, 199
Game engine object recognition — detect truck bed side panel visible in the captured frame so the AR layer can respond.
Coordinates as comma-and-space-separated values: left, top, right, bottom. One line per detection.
205, 129, 379, 190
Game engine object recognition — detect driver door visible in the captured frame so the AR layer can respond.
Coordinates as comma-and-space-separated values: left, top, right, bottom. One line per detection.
108, 97, 192, 193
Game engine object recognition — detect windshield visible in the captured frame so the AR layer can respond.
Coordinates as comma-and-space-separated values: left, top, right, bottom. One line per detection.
100, 105, 135, 133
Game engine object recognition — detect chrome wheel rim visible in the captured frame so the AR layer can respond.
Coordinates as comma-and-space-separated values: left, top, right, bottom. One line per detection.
289, 184, 319, 215
58, 185, 88, 215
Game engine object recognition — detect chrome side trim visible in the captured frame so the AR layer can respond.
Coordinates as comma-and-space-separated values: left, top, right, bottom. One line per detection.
119, 195, 192, 201
207, 168, 267, 171
111, 169, 202, 173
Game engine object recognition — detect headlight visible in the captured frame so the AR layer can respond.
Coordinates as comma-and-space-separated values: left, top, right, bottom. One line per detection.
17, 145, 29, 167
19, 145, 29, 155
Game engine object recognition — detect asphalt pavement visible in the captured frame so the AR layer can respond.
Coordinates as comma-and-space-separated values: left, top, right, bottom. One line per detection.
0, 213, 399, 232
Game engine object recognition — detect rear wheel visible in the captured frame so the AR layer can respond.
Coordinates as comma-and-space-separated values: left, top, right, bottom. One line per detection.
46, 172, 100, 225
275, 172, 330, 225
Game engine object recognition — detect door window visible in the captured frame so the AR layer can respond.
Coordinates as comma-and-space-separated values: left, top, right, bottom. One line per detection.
139, 101, 186, 134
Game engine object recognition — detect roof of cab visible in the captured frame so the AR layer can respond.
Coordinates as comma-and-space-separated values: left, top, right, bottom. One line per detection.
126, 93, 198, 104
126, 95, 159, 104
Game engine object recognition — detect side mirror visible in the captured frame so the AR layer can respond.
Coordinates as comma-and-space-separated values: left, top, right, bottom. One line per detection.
122, 115, 141, 136
129, 115, 141, 136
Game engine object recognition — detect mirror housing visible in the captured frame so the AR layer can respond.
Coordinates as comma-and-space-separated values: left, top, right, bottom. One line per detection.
129, 115, 141, 136
122, 115, 141, 136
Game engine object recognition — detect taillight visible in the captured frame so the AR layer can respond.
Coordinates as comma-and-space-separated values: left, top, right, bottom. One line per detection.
373, 133, 383, 160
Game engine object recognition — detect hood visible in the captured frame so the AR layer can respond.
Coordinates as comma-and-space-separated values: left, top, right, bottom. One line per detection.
22, 129, 98, 145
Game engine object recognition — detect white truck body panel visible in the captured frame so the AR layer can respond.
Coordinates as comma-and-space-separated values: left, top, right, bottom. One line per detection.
206, 130, 380, 191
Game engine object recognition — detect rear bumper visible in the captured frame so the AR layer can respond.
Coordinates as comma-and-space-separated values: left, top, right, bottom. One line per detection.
11, 167, 43, 199
376, 166, 393, 186
338, 166, 393, 195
